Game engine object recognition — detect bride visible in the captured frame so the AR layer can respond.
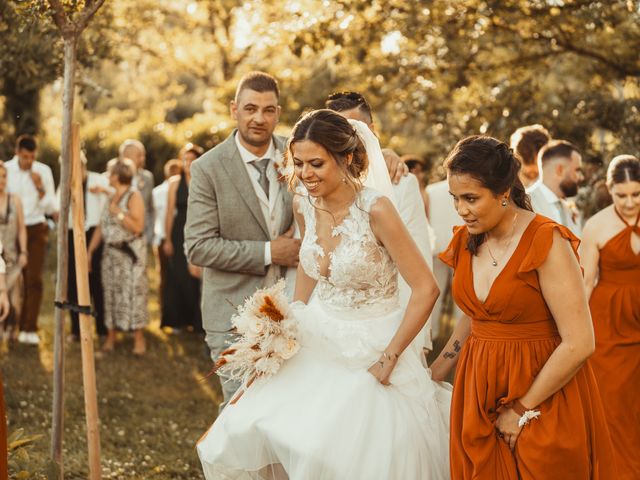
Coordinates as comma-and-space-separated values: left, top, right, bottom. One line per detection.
197, 109, 451, 479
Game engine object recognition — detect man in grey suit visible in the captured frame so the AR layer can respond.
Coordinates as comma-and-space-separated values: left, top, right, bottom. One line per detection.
119, 139, 155, 244
185, 72, 300, 408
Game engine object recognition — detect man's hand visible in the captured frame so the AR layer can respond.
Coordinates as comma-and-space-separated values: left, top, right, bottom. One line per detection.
270, 227, 301, 267
162, 239, 175, 257
30, 171, 45, 197
382, 148, 409, 185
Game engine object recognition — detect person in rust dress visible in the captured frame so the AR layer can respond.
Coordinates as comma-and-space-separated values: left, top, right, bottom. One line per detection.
430, 135, 616, 479
580, 154, 640, 480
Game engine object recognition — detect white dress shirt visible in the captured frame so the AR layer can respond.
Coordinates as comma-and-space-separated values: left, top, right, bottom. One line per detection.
58, 171, 109, 231
6, 156, 58, 226
234, 134, 282, 266
527, 180, 582, 237
152, 180, 170, 247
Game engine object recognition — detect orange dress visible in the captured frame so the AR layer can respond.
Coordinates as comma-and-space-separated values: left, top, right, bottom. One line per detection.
588, 210, 640, 480
440, 215, 616, 479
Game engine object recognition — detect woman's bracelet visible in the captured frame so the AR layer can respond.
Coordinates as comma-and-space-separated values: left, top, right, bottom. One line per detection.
512, 399, 541, 427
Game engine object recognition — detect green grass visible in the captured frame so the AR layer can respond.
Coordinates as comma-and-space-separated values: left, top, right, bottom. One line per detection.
1, 239, 221, 479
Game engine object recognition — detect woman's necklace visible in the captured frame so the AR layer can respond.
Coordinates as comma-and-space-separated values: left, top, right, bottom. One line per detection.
486, 211, 519, 267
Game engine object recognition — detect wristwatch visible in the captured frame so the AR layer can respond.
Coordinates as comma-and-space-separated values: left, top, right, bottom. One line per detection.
117, 212, 125, 222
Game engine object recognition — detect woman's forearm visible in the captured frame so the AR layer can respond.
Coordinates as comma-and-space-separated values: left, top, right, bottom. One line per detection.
385, 283, 438, 356
429, 314, 471, 381
519, 340, 593, 409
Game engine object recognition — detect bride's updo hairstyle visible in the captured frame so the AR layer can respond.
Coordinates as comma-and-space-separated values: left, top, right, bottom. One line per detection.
606, 154, 640, 188
287, 109, 369, 191
444, 135, 533, 254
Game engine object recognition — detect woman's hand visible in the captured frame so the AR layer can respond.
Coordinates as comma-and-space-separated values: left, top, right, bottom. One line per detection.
108, 201, 121, 217
367, 352, 398, 385
495, 407, 522, 450
0, 291, 10, 323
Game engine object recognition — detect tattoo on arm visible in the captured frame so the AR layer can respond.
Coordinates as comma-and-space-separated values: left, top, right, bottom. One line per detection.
443, 340, 461, 359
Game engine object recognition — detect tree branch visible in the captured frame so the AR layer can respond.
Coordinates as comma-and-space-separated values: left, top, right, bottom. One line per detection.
47, 0, 72, 37
77, 0, 107, 33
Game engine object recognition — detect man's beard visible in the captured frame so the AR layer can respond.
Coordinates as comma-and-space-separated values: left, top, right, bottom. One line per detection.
559, 178, 578, 198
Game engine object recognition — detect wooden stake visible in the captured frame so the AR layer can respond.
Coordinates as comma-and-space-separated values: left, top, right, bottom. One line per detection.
70, 123, 102, 479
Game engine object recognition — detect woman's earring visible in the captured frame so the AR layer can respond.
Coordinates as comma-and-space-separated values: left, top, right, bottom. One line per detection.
501, 199, 508, 207
341, 177, 347, 184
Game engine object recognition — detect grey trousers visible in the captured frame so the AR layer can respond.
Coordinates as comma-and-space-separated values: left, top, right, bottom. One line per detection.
205, 330, 242, 413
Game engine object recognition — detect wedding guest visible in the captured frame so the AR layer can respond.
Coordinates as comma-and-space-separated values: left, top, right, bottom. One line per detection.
0, 248, 11, 478
62, 152, 109, 341
326, 91, 434, 351
162, 144, 204, 332
430, 135, 616, 479
0, 161, 27, 342
580, 154, 640, 480
426, 178, 464, 340
119, 139, 155, 245
509, 124, 551, 187
6, 135, 58, 345
402, 154, 431, 217
527, 140, 583, 236
88, 158, 148, 355
185, 72, 299, 407
152, 158, 182, 330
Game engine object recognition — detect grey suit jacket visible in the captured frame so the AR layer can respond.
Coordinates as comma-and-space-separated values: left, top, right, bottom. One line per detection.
185, 131, 293, 333
135, 168, 155, 244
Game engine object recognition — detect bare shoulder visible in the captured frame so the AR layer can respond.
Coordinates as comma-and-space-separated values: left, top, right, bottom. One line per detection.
583, 205, 619, 246
368, 194, 397, 220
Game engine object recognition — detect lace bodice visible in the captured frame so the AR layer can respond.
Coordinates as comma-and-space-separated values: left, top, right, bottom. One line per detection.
297, 188, 399, 310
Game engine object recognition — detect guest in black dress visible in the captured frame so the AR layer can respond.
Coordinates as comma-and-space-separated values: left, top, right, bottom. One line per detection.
161, 144, 204, 332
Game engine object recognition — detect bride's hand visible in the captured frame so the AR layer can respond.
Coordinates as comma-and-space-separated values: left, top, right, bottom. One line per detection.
368, 352, 399, 386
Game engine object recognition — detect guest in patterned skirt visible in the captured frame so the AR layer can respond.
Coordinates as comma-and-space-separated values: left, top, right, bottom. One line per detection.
88, 158, 148, 355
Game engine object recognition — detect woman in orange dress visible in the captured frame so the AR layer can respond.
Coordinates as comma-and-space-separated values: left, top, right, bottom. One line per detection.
580, 155, 640, 480
430, 135, 616, 479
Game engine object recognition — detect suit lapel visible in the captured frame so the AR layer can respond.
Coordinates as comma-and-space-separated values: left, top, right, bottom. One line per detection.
220, 133, 269, 237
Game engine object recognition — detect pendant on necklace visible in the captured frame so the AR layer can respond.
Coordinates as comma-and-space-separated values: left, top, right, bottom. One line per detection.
492, 260, 498, 267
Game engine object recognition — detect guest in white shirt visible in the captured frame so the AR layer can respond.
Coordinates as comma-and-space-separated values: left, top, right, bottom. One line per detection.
527, 139, 583, 237
152, 158, 182, 330
6, 135, 58, 345
59, 152, 110, 340
426, 179, 464, 340
509, 124, 551, 188
326, 91, 435, 352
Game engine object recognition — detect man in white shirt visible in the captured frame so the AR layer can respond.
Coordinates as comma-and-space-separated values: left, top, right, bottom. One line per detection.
61, 153, 109, 340
426, 179, 464, 340
6, 135, 58, 345
326, 91, 435, 352
119, 139, 155, 245
527, 140, 583, 237
509, 124, 551, 188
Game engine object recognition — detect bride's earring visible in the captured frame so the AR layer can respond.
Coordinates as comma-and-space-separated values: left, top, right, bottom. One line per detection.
501, 199, 508, 207
341, 177, 347, 184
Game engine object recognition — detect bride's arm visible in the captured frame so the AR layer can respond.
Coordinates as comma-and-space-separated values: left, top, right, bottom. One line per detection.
369, 196, 440, 384
292, 197, 317, 303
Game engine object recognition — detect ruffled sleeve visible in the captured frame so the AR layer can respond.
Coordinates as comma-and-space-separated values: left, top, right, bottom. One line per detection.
438, 226, 467, 270
517, 218, 581, 290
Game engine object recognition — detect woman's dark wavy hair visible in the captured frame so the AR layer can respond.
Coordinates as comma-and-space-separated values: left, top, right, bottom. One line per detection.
444, 135, 533, 255
286, 109, 368, 193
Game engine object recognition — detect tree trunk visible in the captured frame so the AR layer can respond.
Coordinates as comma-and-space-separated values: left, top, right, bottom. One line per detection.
50, 35, 76, 480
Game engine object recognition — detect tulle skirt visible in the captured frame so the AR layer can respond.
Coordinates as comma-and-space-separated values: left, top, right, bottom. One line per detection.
197, 296, 452, 480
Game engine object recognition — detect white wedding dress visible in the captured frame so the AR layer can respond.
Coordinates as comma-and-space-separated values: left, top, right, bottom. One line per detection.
198, 188, 451, 480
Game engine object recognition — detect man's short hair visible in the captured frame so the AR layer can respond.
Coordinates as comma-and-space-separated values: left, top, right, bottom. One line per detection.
401, 154, 425, 172
16, 134, 37, 152
510, 125, 551, 166
538, 139, 579, 165
235, 71, 280, 101
325, 91, 373, 124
